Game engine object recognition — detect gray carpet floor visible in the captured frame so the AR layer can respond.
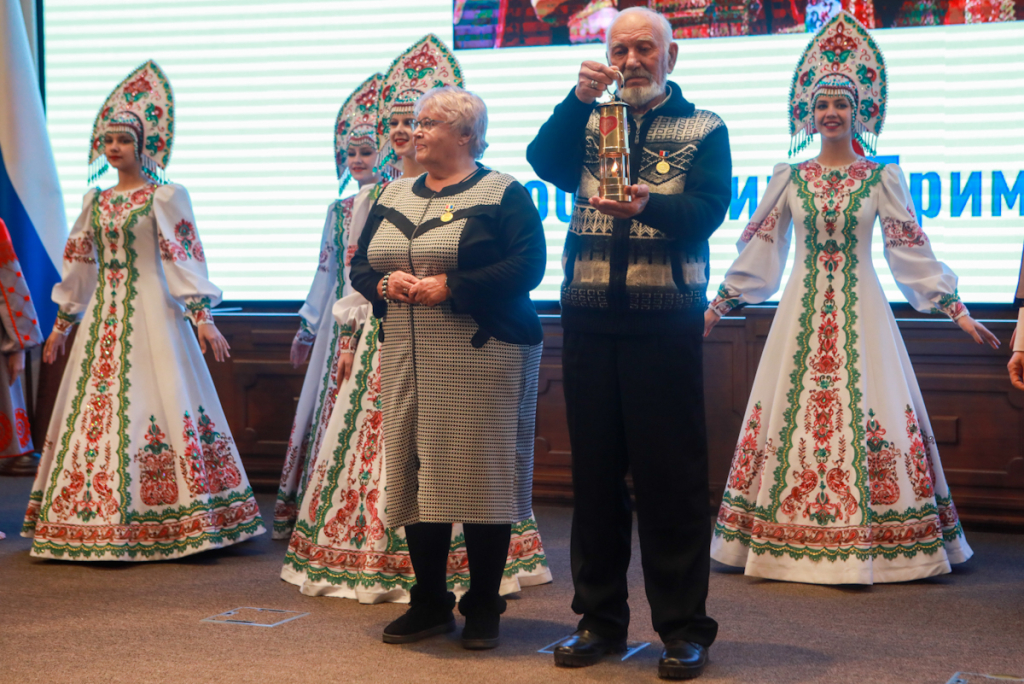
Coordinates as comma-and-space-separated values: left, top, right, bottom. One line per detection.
1, 475, 1022, 684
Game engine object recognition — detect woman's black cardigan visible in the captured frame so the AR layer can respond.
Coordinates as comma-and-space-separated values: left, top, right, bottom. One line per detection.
349, 169, 547, 347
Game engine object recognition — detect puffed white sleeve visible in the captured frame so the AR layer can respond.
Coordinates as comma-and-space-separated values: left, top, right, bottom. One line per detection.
295, 201, 342, 345
708, 163, 794, 316
52, 189, 100, 335
879, 164, 967, 320
152, 184, 223, 327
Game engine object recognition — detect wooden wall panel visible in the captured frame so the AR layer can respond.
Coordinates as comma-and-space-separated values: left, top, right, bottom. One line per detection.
27, 305, 1024, 530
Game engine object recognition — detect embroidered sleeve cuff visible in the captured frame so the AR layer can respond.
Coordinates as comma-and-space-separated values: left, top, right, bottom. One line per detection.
295, 318, 316, 345
934, 291, 968, 321
708, 284, 742, 317
185, 297, 214, 327
54, 310, 78, 335
336, 323, 357, 353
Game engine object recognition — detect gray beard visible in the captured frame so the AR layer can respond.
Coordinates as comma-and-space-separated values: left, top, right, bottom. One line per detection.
619, 79, 667, 109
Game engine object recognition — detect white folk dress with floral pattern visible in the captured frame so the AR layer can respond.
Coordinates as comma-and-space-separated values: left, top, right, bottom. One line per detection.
709, 160, 971, 584
281, 229, 552, 603
273, 186, 376, 539
22, 183, 265, 560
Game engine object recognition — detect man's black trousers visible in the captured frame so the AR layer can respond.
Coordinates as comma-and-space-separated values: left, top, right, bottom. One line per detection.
562, 325, 718, 646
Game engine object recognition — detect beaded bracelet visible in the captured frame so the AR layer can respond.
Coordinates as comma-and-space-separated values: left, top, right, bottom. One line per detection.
381, 272, 393, 303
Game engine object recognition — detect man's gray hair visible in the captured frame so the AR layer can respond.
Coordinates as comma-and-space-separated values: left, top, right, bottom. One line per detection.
414, 86, 489, 160
606, 6, 674, 53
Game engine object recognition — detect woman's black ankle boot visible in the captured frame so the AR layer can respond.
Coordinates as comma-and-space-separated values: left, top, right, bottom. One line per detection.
382, 585, 456, 644
458, 591, 507, 650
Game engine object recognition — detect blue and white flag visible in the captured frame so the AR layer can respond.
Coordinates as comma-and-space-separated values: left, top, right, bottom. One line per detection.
0, 0, 67, 334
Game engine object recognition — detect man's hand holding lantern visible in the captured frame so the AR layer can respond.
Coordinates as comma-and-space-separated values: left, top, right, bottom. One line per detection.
576, 61, 622, 105
591, 183, 650, 219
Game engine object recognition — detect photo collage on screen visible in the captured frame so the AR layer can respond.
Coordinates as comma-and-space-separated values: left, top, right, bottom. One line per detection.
453, 0, 1024, 49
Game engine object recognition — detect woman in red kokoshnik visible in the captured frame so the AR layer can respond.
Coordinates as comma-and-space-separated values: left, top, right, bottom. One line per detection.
705, 14, 998, 584
22, 61, 265, 560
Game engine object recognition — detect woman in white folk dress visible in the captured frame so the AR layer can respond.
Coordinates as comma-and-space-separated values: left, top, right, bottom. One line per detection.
704, 13, 999, 584
281, 34, 552, 603
22, 60, 265, 560
0, 220, 44, 538
272, 73, 384, 539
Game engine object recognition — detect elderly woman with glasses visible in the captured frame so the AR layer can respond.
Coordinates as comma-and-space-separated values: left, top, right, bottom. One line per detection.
350, 86, 546, 650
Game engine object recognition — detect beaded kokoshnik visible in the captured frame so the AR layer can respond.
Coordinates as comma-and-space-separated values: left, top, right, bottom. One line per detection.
788, 11, 887, 157
88, 59, 175, 185
374, 34, 465, 177
335, 73, 383, 196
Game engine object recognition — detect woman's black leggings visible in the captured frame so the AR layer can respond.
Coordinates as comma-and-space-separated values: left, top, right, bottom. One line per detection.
404, 522, 512, 599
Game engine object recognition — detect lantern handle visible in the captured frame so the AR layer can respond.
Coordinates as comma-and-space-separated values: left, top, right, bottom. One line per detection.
599, 67, 624, 104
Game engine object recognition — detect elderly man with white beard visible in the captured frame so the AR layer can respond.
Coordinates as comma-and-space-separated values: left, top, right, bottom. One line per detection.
527, 7, 731, 680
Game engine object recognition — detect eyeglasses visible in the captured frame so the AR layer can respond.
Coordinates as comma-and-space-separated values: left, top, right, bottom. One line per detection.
410, 118, 450, 132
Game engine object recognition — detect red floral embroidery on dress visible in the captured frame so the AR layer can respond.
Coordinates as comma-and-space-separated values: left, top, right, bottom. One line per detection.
173, 220, 204, 261
323, 362, 386, 548
64, 235, 96, 263
306, 456, 329, 521
159, 236, 187, 262
15, 408, 30, 449
882, 207, 927, 249
780, 439, 821, 520
135, 417, 179, 506
740, 207, 780, 244
865, 410, 900, 505
197, 407, 241, 493
318, 243, 333, 273
903, 406, 935, 500
846, 159, 877, 180
726, 402, 769, 493
798, 160, 878, 237
180, 411, 211, 496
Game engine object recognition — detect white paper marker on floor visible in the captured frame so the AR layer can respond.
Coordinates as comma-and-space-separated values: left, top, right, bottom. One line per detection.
202, 608, 309, 628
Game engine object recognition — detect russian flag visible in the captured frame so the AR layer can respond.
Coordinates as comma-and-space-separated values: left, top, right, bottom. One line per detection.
0, 0, 66, 334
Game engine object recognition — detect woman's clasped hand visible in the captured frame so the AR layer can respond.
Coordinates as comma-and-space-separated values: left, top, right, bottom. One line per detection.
380, 270, 450, 307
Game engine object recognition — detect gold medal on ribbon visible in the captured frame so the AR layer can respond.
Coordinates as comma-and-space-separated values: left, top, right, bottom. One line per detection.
656, 151, 670, 175
440, 203, 455, 222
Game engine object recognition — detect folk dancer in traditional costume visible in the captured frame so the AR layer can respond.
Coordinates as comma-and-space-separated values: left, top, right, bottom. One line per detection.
528, 7, 731, 679
22, 61, 265, 560
0, 220, 44, 538
281, 35, 551, 603
273, 73, 384, 539
705, 12, 999, 584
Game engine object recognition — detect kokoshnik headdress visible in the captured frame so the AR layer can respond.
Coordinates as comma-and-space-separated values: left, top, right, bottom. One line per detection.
375, 34, 464, 175
335, 73, 383, 196
88, 60, 175, 185
789, 11, 887, 157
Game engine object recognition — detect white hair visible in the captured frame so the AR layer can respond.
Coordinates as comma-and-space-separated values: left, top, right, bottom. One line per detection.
606, 6, 674, 54
414, 86, 489, 160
